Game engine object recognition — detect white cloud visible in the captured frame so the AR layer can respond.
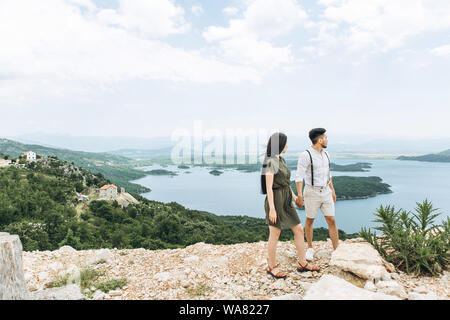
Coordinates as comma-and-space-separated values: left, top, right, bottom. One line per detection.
0, 0, 266, 103
204, 0, 308, 69
316, 0, 450, 53
191, 5, 203, 16
97, 0, 189, 38
430, 44, 450, 57
223, 6, 239, 16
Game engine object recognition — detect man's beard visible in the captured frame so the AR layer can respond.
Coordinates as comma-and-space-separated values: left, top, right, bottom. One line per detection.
322, 143, 327, 148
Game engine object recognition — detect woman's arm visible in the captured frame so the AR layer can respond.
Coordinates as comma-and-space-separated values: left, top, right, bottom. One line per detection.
266, 172, 277, 223
266, 172, 275, 208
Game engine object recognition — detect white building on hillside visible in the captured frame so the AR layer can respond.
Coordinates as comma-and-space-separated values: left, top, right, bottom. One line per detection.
98, 184, 118, 200
23, 151, 36, 162
0, 159, 11, 167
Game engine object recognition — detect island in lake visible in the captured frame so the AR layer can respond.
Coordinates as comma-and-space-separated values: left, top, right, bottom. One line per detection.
209, 169, 224, 176
398, 149, 450, 163
178, 165, 190, 169
290, 176, 392, 202
145, 169, 178, 176
329, 162, 372, 172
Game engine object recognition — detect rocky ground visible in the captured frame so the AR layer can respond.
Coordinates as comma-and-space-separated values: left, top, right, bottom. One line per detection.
21, 238, 449, 300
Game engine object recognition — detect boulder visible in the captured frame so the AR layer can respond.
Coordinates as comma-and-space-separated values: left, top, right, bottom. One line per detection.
87, 248, 113, 265
58, 245, 76, 254
408, 292, 438, 300
0, 233, 29, 300
330, 242, 389, 280
376, 280, 406, 299
30, 284, 86, 300
303, 275, 400, 300
153, 272, 171, 281
58, 264, 81, 285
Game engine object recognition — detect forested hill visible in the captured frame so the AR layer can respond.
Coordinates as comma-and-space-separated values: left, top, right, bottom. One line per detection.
0, 138, 150, 193
398, 149, 450, 163
0, 156, 358, 252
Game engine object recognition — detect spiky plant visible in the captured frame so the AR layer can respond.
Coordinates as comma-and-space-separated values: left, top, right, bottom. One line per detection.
360, 199, 449, 276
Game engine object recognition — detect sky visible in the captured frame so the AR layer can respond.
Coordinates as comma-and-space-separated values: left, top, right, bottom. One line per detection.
1, 0, 450, 141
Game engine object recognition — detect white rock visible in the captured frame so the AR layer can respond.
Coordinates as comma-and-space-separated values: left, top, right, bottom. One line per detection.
66, 264, 81, 285
30, 284, 85, 300
270, 293, 302, 300
153, 272, 171, 281
183, 255, 200, 263
303, 275, 400, 300
93, 290, 105, 300
38, 272, 50, 283
87, 248, 113, 265
0, 233, 29, 299
375, 280, 400, 290
301, 282, 312, 291
390, 273, 400, 280
48, 262, 64, 273
408, 292, 438, 300
330, 243, 390, 280
315, 250, 332, 259
376, 281, 406, 298
58, 245, 76, 253
109, 289, 122, 297
413, 286, 428, 294
364, 280, 377, 292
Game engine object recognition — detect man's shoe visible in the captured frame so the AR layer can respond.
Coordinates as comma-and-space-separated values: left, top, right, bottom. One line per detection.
305, 248, 314, 261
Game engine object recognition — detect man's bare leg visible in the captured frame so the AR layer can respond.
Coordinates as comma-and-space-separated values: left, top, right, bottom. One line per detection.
305, 218, 315, 249
325, 216, 339, 250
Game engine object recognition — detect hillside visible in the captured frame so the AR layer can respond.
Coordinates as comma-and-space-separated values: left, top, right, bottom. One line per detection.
398, 149, 450, 163
0, 156, 358, 253
0, 138, 151, 193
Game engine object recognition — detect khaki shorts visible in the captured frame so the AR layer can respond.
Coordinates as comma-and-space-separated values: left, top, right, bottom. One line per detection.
303, 184, 335, 219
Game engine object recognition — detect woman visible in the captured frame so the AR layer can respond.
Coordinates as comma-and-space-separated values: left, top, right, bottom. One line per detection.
261, 132, 320, 278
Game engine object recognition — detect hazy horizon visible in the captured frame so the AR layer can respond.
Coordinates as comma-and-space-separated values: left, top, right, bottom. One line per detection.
4, 132, 450, 155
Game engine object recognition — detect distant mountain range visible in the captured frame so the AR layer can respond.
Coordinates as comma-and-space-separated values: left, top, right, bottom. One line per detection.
7, 133, 450, 155
397, 149, 450, 163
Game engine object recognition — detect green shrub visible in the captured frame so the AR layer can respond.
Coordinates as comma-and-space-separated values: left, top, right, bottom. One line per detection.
80, 268, 104, 291
360, 199, 449, 276
46, 275, 69, 288
95, 278, 127, 293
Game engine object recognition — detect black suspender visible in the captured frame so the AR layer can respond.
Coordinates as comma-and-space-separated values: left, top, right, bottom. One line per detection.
306, 150, 314, 186
305, 150, 330, 186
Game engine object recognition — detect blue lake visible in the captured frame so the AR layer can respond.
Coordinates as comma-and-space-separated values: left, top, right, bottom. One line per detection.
132, 159, 450, 233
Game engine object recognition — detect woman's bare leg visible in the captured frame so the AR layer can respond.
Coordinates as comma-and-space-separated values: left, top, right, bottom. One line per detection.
267, 226, 281, 269
290, 224, 308, 265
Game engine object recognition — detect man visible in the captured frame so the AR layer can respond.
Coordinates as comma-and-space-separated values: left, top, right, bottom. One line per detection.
294, 128, 339, 261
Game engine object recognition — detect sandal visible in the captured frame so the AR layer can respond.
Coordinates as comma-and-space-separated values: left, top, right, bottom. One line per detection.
266, 263, 288, 279
297, 261, 320, 272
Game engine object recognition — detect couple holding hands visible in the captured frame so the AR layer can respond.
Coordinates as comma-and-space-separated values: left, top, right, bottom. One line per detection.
261, 128, 339, 278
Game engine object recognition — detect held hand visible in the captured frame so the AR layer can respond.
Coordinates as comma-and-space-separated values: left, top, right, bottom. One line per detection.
269, 208, 277, 224
295, 196, 304, 208
332, 191, 337, 203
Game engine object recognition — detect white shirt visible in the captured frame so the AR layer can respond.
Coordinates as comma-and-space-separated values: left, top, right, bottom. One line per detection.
295, 147, 332, 186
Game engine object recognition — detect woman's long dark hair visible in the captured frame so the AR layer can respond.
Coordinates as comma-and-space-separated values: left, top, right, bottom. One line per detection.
260, 132, 287, 194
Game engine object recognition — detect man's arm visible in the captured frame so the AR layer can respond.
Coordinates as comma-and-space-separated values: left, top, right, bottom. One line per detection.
326, 151, 336, 202
329, 177, 337, 202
